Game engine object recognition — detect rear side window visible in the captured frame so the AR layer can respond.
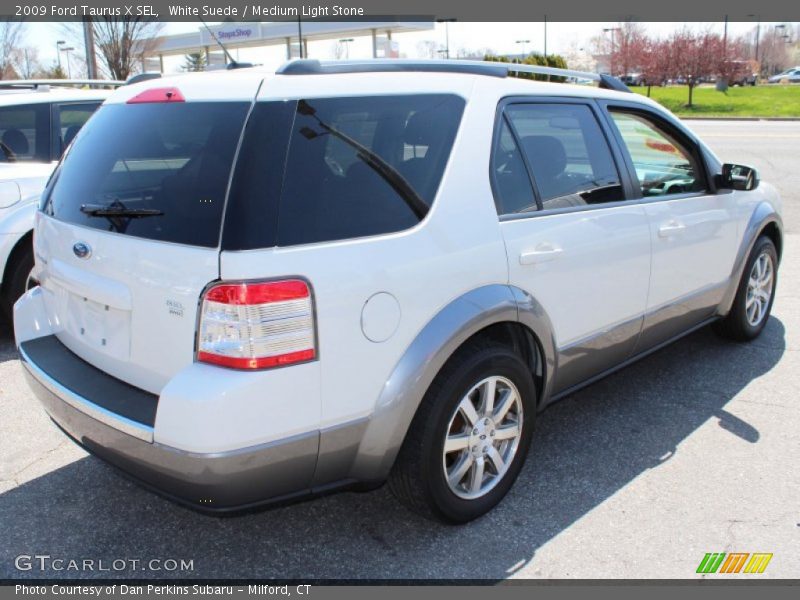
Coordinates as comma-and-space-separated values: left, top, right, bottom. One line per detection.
43, 102, 250, 247
502, 104, 624, 212
223, 94, 465, 249
0, 103, 50, 162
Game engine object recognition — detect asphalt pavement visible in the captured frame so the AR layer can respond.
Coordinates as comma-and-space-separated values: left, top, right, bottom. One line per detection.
0, 120, 798, 580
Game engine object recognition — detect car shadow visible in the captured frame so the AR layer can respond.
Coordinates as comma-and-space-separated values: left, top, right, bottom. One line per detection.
0, 318, 786, 580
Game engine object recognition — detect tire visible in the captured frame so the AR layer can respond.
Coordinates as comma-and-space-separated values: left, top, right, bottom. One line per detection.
388, 340, 536, 523
1, 239, 34, 322
713, 236, 778, 342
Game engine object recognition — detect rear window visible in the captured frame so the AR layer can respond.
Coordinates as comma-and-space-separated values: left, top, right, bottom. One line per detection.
222, 94, 465, 249
43, 102, 250, 247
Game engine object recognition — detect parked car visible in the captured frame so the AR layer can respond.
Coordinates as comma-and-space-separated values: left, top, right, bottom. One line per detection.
15, 60, 783, 523
0, 81, 118, 318
725, 60, 758, 86
621, 73, 646, 86
768, 67, 800, 83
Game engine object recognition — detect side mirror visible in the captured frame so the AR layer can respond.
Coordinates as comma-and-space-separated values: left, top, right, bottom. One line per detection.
718, 163, 759, 191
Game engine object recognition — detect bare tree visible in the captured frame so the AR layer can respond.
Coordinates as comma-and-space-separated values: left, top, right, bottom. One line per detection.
332, 41, 346, 60
89, 18, 163, 80
0, 22, 24, 79
416, 40, 439, 59
13, 47, 42, 79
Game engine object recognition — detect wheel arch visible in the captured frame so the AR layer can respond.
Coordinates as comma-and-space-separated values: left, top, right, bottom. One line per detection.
717, 202, 783, 317
347, 284, 557, 483
1, 229, 33, 296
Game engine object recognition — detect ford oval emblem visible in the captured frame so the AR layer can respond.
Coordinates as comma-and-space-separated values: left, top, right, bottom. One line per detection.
73, 242, 91, 259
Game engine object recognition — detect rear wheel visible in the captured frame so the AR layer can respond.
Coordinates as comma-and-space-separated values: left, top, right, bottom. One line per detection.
714, 236, 777, 341
388, 341, 536, 523
1, 239, 35, 321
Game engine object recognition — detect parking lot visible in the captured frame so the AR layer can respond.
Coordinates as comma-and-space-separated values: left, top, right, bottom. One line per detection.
1, 120, 798, 580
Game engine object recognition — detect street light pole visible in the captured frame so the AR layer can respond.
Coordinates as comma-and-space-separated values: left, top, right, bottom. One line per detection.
543, 15, 548, 59
436, 18, 456, 59
339, 38, 354, 60
515, 39, 530, 59
603, 27, 620, 75
56, 40, 65, 70
61, 47, 74, 79
297, 15, 304, 59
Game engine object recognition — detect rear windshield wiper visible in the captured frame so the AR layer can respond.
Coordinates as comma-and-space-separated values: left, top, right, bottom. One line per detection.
297, 100, 429, 220
80, 204, 164, 218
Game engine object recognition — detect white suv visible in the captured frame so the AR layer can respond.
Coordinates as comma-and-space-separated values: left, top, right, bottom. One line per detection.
14, 60, 782, 522
0, 81, 115, 318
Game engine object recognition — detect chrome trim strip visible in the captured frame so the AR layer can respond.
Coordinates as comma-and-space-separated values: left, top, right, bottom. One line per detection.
19, 344, 155, 443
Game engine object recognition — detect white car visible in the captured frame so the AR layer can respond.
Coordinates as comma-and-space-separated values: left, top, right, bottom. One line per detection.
14, 60, 782, 522
0, 82, 115, 318
767, 67, 800, 84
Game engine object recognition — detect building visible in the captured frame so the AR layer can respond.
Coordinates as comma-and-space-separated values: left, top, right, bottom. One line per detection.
143, 20, 435, 72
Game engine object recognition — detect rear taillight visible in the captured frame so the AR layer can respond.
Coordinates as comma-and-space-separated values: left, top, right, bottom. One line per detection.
197, 279, 316, 370
127, 87, 185, 104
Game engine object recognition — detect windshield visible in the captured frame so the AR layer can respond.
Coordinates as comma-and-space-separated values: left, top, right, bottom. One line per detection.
43, 102, 250, 247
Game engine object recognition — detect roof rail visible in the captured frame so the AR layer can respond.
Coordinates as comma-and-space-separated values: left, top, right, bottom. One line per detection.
0, 79, 125, 91
276, 59, 631, 93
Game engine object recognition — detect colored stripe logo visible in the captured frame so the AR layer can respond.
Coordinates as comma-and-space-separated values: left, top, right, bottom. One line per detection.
697, 553, 773, 574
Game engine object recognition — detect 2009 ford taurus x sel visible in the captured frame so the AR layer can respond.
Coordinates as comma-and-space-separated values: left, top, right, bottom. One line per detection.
14, 60, 782, 522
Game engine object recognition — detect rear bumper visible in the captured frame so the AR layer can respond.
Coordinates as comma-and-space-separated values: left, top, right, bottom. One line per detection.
19, 338, 320, 512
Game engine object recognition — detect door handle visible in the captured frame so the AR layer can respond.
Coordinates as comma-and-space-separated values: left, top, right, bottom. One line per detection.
520, 244, 563, 265
658, 220, 687, 237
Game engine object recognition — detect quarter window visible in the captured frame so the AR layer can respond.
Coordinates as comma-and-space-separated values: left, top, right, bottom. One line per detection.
491, 118, 536, 214
502, 103, 624, 212
609, 110, 705, 197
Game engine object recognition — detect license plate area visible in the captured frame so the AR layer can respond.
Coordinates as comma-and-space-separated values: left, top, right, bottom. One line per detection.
49, 282, 132, 360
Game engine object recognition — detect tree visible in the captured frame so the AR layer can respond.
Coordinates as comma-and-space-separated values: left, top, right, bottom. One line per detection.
669, 28, 724, 107
416, 40, 439, 59
90, 18, 163, 80
610, 22, 649, 77
640, 37, 680, 91
12, 47, 42, 79
39, 63, 68, 79
562, 43, 597, 72
484, 53, 569, 81
0, 22, 24, 79
182, 51, 206, 72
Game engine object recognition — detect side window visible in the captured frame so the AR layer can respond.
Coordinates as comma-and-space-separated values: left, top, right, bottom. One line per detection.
491, 118, 536, 214
609, 110, 705, 197
0, 103, 50, 162
57, 103, 101, 156
504, 103, 624, 211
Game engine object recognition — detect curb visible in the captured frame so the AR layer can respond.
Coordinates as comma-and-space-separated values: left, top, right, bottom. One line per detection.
678, 117, 800, 121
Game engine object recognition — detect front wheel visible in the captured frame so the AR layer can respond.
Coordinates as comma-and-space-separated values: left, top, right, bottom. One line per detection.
714, 236, 778, 341
388, 341, 536, 523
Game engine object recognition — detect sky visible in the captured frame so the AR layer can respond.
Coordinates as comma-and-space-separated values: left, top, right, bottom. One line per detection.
21, 20, 794, 76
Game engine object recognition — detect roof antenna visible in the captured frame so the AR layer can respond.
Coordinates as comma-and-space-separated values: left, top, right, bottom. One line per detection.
197, 16, 253, 70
